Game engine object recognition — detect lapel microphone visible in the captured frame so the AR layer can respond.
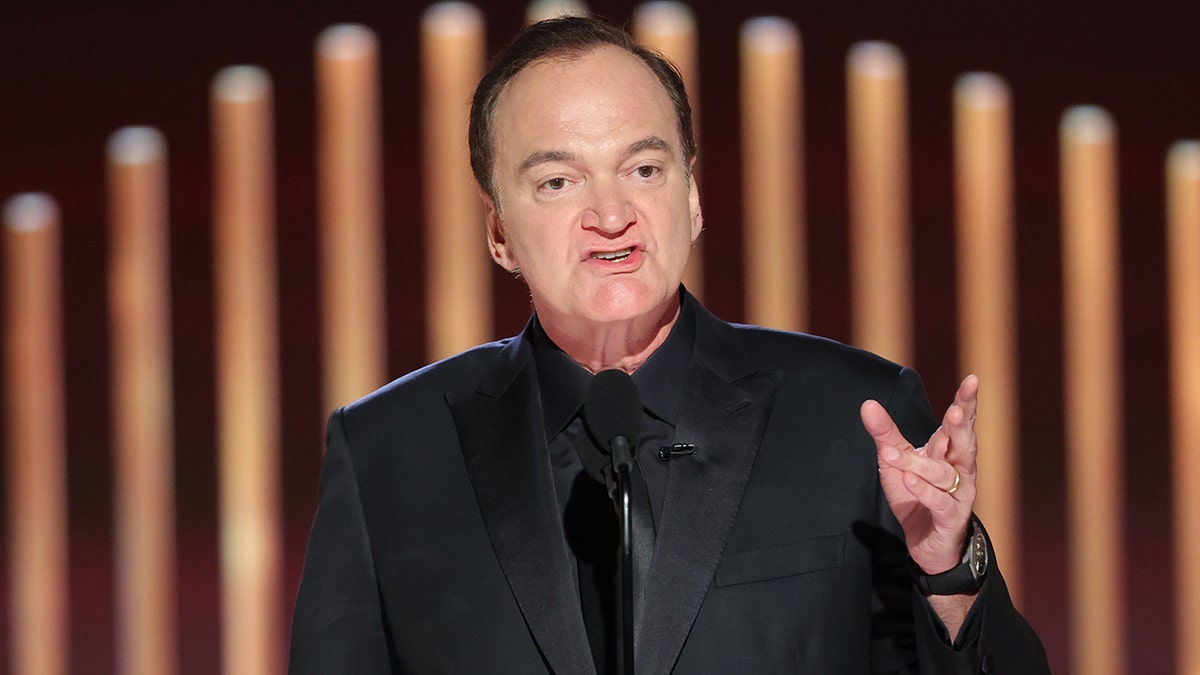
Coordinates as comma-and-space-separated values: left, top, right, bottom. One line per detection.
657, 443, 697, 461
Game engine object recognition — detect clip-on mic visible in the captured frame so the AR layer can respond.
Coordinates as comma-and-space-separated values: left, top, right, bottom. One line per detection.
581, 369, 643, 675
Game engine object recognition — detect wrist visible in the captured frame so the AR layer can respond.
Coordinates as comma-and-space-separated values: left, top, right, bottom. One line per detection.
910, 516, 989, 596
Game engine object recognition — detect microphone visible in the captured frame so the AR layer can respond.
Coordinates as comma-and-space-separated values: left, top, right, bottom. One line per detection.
580, 369, 643, 675
579, 369, 643, 488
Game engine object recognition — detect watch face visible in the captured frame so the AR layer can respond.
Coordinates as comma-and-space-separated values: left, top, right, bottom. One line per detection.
970, 531, 988, 579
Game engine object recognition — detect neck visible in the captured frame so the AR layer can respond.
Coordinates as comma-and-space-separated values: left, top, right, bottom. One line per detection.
541, 296, 681, 375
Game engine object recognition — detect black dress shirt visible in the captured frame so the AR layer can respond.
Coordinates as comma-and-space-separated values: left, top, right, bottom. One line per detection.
531, 297, 696, 530
530, 296, 696, 673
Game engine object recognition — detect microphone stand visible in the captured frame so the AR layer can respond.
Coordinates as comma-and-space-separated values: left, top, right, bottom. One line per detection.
610, 435, 636, 675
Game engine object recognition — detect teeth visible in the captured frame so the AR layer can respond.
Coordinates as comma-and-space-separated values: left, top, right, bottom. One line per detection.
592, 247, 634, 261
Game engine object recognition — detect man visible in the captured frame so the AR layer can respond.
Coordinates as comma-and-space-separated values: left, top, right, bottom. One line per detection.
290, 16, 1048, 674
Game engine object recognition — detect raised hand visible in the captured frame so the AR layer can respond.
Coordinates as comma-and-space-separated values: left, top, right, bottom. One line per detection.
860, 375, 979, 576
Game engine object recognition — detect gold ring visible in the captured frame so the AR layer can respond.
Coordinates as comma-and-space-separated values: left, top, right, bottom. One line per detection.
946, 470, 961, 495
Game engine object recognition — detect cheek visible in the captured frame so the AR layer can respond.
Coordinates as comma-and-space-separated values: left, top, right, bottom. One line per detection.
656, 197, 697, 252
506, 230, 566, 278
524, 210, 584, 263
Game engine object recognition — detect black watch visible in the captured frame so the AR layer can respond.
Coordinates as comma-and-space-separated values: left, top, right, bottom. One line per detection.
911, 517, 988, 596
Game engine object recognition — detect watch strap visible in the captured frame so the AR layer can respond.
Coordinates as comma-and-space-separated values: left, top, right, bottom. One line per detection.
910, 516, 988, 596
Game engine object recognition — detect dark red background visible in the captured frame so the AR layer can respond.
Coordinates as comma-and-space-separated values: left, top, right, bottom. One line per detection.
1, 1, 1193, 672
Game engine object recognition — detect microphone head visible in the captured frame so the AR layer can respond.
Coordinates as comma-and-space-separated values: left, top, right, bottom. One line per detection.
583, 369, 644, 453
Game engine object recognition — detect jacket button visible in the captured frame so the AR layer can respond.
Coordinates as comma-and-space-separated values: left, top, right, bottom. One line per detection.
980, 654, 995, 673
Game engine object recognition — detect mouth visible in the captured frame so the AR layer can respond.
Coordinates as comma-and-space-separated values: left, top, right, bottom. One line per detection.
590, 246, 636, 262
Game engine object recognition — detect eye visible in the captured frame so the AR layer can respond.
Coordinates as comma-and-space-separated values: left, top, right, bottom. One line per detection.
541, 177, 567, 191
634, 165, 659, 179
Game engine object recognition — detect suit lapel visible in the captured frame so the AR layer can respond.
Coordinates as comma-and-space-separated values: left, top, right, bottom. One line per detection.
636, 304, 782, 674
447, 336, 595, 675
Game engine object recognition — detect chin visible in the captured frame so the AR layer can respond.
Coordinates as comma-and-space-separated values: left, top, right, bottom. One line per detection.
582, 280, 675, 325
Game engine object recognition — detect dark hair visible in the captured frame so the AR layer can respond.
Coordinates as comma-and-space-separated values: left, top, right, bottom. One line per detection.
468, 15, 696, 202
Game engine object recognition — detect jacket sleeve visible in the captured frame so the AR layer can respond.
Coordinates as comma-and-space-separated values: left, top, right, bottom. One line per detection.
883, 368, 1051, 674
288, 409, 392, 674
909, 520, 1051, 674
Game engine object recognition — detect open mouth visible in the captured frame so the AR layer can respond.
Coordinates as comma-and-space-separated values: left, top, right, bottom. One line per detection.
590, 246, 635, 262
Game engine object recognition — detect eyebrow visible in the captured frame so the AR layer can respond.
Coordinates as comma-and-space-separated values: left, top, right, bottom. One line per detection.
516, 136, 675, 176
517, 149, 579, 176
624, 136, 673, 159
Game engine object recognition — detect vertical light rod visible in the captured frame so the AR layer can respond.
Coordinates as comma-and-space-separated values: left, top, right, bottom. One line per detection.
1167, 140, 1200, 675
106, 126, 177, 675
952, 72, 1021, 602
846, 42, 913, 365
421, 3, 490, 361
4, 193, 68, 675
316, 24, 387, 413
525, 0, 589, 24
739, 17, 804, 332
1060, 105, 1125, 675
634, 1, 704, 299
212, 66, 284, 675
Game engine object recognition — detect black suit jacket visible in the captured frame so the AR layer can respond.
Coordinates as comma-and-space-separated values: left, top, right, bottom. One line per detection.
289, 296, 1048, 673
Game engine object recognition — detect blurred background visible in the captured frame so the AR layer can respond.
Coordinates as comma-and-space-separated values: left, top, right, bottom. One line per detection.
3, 1, 1197, 672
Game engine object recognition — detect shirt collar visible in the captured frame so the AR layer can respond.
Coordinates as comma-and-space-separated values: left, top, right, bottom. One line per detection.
531, 291, 696, 439
530, 317, 593, 439
631, 294, 694, 425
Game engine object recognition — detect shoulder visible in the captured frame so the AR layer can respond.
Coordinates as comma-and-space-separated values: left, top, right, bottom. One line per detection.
333, 337, 519, 436
687, 293, 901, 382
709, 318, 930, 419
724, 321, 904, 381
688, 296, 917, 403
713, 320, 937, 446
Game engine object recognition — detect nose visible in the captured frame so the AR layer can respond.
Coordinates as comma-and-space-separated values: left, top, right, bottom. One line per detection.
580, 180, 635, 234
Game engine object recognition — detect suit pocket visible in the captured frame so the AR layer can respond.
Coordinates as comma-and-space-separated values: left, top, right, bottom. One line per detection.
714, 534, 847, 587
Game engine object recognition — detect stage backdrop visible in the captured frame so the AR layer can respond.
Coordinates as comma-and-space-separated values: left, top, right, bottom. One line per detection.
2, 1, 1197, 673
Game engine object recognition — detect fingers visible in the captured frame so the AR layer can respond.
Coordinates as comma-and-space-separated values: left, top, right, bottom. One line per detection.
864, 374, 981, 502
941, 375, 980, 473
954, 374, 980, 417
859, 399, 912, 452
879, 442, 964, 496
875, 377, 981, 576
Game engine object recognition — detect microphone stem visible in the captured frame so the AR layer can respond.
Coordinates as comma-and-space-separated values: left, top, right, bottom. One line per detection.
610, 435, 636, 674
617, 462, 634, 675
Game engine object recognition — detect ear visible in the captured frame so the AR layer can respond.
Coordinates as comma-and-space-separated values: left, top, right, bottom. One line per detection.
481, 187, 518, 271
687, 162, 704, 243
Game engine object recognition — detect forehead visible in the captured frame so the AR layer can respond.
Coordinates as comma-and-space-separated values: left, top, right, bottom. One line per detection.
491, 44, 678, 158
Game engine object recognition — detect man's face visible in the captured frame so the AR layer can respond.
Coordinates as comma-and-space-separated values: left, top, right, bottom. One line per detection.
483, 44, 702, 336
